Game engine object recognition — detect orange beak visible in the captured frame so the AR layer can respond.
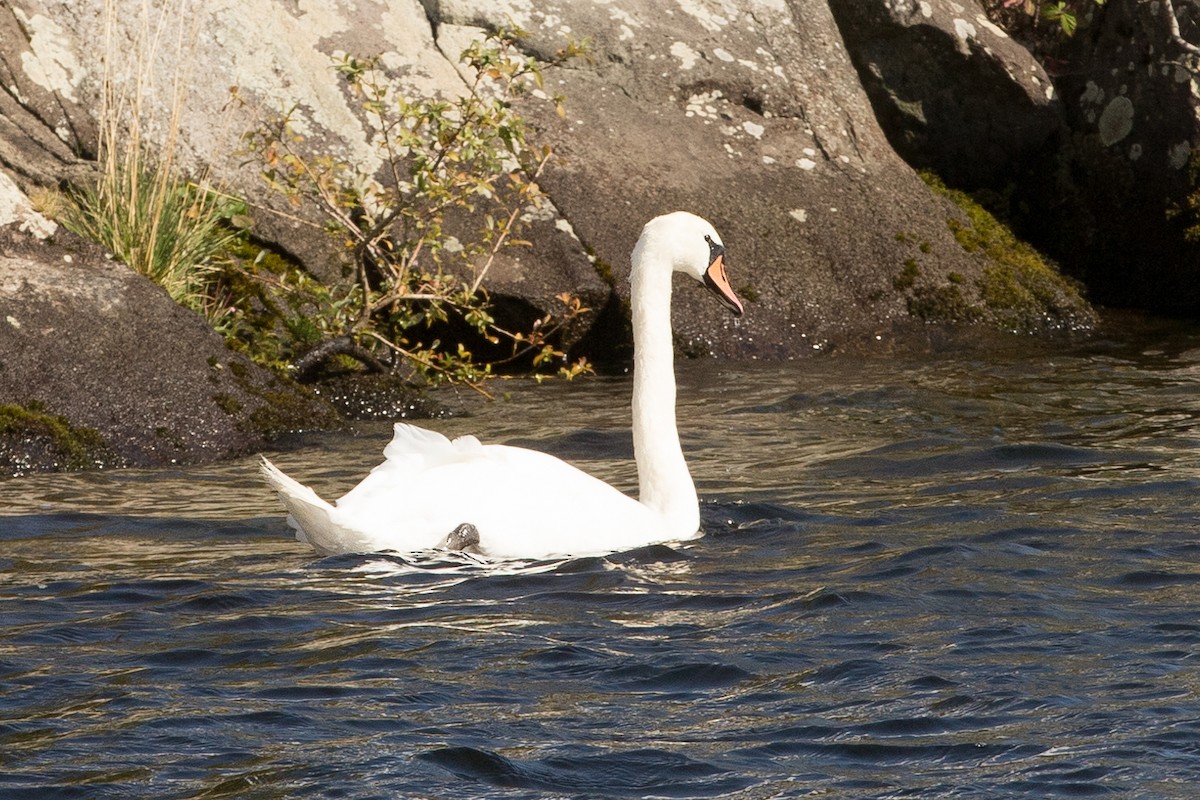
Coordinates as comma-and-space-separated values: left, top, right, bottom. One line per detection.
704, 254, 744, 317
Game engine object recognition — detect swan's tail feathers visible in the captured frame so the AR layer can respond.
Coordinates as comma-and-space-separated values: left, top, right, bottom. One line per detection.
259, 456, 372, 556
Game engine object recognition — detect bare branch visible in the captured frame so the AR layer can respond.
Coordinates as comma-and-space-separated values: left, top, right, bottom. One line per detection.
1161, 0, 1200, 59
469, 148, 552, 295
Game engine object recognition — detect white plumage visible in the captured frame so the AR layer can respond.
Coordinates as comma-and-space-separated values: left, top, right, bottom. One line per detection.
261, 211, 743, 560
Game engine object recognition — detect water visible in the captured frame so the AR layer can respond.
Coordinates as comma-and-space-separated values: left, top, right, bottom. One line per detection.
3, 320, 1200, 798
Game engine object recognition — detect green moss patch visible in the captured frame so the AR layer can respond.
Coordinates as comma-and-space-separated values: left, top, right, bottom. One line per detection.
921, 172, 1095, 332
893, 258, 920, 291
0, 403, 116, 474
907, 283, 982, 324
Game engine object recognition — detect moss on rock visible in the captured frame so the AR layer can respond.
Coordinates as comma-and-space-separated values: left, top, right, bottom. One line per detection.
907, 283, 982, 324
893, 258, 920, 291
0, 403, 119, 474
920, 172, 1096, 333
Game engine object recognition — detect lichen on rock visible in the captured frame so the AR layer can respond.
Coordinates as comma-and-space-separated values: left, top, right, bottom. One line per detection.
1098, 95, 1135, 146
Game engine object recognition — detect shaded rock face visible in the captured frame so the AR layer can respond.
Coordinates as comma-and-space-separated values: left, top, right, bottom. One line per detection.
828, 0, 1064, 191
827, 0, 1200, 315
0, 229, 338, 475
1048, 0, 1200, 313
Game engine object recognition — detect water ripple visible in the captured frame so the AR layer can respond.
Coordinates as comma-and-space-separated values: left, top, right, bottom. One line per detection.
419, 745, 751, 796
5, 337, 1200, 797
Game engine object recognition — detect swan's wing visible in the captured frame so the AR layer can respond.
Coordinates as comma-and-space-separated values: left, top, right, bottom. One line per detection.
339, 422, 476, 493
329, 425, 664, 558
382, 423, 481, 463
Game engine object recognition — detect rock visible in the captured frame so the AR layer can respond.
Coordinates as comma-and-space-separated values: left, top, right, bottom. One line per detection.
0, 0, 1095, 368
1045, 0, 1200, 313
0, 226, 339, 476
443, 0, 1093, 355
828, 0, 1065, 191
0, 170, 57, 239
0, 3, 96, 188
840, 0, 1200, 316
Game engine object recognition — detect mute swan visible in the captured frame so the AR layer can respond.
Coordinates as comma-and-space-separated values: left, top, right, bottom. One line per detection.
260, 211, 744, 560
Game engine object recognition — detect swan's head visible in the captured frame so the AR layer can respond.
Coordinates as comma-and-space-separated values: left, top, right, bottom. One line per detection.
634, 211, 744, 317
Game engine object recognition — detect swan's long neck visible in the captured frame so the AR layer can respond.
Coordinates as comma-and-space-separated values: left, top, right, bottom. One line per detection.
630, 244, 700, 537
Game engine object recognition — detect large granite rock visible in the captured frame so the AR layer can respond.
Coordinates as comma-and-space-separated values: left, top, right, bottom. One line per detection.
0, 0, 1094, 356
0, 0, 1111, 472
433, 0, 1093, 356
0, 228, 339, 475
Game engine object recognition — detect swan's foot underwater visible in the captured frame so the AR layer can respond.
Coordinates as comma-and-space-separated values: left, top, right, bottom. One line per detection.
442, 523, 481, 552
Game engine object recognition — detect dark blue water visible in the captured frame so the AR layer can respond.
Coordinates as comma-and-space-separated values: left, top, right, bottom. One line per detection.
3, 322, 1200, 798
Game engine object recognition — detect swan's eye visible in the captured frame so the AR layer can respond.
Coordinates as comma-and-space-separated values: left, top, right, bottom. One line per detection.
704, 234, 725, 265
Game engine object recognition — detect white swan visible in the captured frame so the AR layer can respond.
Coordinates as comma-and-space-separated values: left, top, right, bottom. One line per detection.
260, 211, 744, 560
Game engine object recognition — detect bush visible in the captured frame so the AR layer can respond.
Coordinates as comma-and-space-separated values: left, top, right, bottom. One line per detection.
237, 29, 591, 394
